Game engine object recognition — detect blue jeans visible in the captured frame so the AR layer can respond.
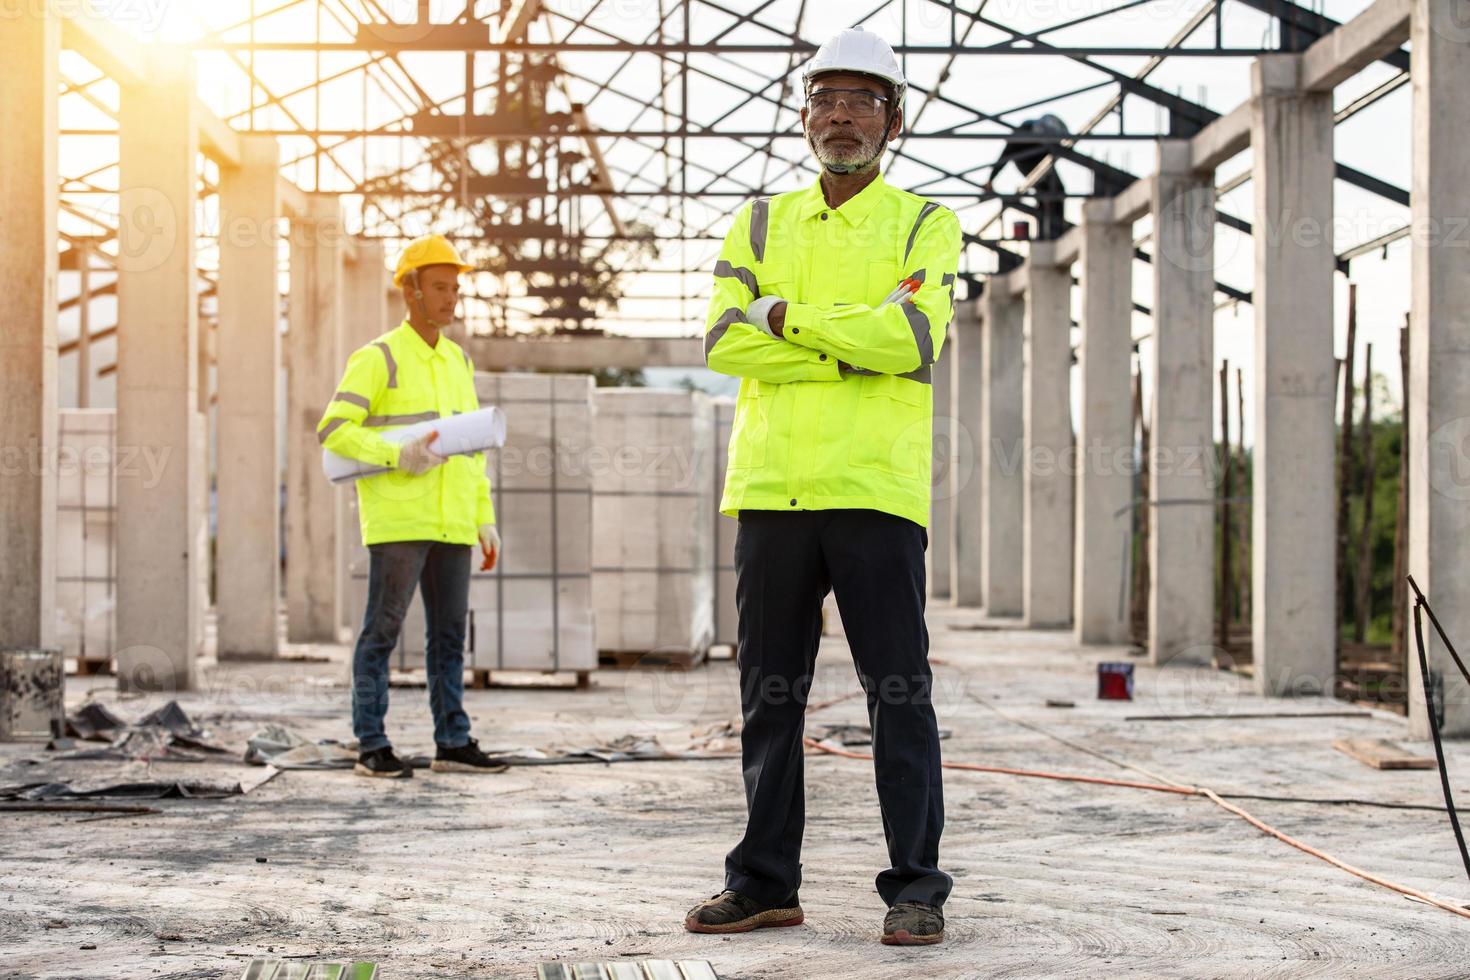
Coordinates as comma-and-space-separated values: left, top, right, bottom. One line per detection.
351, 541, 473, 752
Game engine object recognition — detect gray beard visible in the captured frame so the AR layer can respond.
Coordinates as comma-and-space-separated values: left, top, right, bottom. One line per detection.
808, 128, 885, 173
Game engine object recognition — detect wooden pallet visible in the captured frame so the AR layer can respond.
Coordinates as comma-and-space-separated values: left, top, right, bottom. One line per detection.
72, 657, 111, 677
388, 668, 593, 690
598, 647, 708, 671
467, 669, 592, 690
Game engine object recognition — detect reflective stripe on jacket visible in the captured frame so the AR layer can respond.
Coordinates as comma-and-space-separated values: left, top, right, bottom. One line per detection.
316, 321, 495, 546
705, 173, 961, 528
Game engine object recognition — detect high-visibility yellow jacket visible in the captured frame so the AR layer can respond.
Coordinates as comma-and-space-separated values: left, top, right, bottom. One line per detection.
705, 173, 962, 528
316, 321, 495, 546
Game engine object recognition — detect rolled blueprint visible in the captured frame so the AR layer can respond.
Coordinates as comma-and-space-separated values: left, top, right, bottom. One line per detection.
321, 405, 507, 484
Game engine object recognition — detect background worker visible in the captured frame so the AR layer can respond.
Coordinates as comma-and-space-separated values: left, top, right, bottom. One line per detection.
983, 114, 1068, 241
316, 233, 504, 779
686, 27, 960, 947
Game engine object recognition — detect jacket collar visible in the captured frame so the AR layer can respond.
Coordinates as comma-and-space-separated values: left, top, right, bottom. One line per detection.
394, 320, 456, 362
797, 170, 888, 227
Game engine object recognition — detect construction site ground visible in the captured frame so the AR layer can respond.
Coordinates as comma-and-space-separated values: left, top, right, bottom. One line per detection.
5, 604, 1470, 979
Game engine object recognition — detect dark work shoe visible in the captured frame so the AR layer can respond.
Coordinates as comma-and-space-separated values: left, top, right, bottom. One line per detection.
684, 889, 803, 934
354, 746, 413, 779
430, 737, 509, 773
881, 901, 945, 946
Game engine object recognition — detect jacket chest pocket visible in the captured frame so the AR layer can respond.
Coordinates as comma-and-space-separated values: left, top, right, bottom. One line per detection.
847, 375, 930, 478
757, 260, 798, 305
862, 260, 901, 308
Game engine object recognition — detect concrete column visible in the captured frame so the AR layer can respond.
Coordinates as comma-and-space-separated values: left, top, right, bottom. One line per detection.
980, 280, 1025, 617
1409, 0, 1470, 738
951, 301, 985, 607
115, 50, 200, 691
1075, 200, 1135, 644
1251, 56, 1337, 696
1148, 141, 1216, 666
0, 14, 59, 650
217, 136, 282, 660
345, 241, 389, 354
286, 196, 347, 643
78, 242, 92, 409
929, 325, 955, 602
1022, 244, 1074, 627
337, 240, 389, 634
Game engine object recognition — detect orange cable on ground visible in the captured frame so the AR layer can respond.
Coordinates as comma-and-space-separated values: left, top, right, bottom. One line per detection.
803, 737, 1470, 922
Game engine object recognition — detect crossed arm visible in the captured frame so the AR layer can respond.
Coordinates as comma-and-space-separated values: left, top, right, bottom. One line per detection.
702, 201, 961, 384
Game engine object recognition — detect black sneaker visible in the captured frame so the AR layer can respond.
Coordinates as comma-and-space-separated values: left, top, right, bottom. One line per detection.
881, 901, 945, 946
684, 889, 803, 934
354, 746, 413, 779
430, 737, 509, 773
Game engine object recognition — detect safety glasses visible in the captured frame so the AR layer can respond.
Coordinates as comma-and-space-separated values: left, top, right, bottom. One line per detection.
806, 88, 890, 119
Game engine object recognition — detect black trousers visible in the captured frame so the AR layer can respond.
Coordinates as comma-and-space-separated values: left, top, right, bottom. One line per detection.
723, 509, 951, 908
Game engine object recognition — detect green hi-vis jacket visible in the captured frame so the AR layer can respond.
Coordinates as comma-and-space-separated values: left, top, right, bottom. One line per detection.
704, 173, 962, 528
316, 321, 495, 547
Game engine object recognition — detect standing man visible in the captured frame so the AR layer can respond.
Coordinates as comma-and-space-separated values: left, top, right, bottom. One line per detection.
317, 233, 505, 779
685, 27, 960, 946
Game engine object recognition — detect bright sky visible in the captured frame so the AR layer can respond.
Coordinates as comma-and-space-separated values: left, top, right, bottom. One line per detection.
54, 0, 1411, 435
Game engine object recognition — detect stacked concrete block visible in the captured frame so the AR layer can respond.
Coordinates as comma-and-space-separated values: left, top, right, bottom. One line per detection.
712, 397, 738, 648
53, 409, 116, 667
592, 388, 715, 660
347, 372, 597, 673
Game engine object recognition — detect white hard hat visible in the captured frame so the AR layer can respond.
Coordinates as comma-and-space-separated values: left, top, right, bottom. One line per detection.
802, 27, 906, 104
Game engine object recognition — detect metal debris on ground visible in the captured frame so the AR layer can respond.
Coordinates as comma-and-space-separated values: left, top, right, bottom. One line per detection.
243, 723, 744, 771
537, 961, 717, 980
48, 700, 230, 761
244, 725, 385, 770
0, 767, 277, 801
240, 960, 377, 979
64, 702, 127, 740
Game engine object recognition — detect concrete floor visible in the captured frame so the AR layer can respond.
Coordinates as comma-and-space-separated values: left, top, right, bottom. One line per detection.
5, 605, 1470, 979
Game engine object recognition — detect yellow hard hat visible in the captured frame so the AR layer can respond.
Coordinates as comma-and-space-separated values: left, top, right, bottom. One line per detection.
393, 233, 474, 288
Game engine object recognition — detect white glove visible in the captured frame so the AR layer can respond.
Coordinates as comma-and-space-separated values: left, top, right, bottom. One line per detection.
478, 524, 500, 571
745, 295, 785, 340
397, 430, 445, 475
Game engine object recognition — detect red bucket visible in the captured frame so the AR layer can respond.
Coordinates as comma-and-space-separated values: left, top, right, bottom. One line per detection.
1097, 662, 1135, 700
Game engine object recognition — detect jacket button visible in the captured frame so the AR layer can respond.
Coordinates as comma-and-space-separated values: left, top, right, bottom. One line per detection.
820, 212, 829, 221
791, 327, 799, 335
819, 353, 827, 361
790, 498, 798, 506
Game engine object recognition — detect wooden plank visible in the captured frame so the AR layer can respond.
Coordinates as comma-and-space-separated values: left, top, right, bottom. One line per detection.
1333, 737, 1435, 770
1128, 711, 1371, 721
598, 647, 707, 671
